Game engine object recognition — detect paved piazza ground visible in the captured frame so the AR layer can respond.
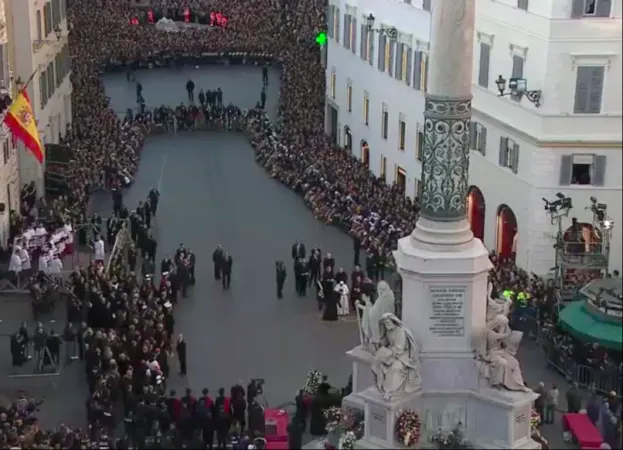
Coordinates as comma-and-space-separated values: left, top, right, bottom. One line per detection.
0, 65, 570, 447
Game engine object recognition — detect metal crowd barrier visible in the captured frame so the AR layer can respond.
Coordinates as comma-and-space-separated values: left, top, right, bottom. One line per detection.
520, 313, 622, 397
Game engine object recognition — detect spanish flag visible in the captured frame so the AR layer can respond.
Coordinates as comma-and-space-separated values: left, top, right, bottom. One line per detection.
4, 90, 44, 163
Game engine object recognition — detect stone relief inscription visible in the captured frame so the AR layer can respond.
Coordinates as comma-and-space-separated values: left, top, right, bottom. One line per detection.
368, 405, 388, 441
514, 406, 530, 441
429, 286, 466, 337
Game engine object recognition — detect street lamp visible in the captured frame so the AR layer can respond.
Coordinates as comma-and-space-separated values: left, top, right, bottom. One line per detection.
495, 75, 542, 107
14, 76, 24, 91
366, 13, 397, 39
54, 24, 62, 40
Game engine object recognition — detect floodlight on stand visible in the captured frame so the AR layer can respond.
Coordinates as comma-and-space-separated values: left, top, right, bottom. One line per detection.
366, 13, 375, 29
603, 220, 613, 230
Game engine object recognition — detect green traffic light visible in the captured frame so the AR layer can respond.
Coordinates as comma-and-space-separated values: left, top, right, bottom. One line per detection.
316, 32, 328, 46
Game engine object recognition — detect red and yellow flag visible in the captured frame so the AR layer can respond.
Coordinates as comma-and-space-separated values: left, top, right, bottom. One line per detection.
4, 90, 44, 163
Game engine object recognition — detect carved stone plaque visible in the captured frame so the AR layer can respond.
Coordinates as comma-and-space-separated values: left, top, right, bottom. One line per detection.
368, 404, 388, 441
429, 285, 466, 337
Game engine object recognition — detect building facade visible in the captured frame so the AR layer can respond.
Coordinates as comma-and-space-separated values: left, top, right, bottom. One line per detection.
325, 0, 622, 275
0, 0, 20, 249
5, 0, 71, 196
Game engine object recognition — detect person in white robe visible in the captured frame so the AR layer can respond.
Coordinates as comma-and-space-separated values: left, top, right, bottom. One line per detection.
94, 236, 105, 263
9, 248, 22, 273
18, 247, 31, 271
35, 225, 48, 248
48, 255, 63, 275
39, 251, 51, 274
335, 281, 350, 316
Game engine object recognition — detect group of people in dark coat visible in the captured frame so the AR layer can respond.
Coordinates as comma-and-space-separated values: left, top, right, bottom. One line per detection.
285, 241, 375, 322
212, 245, 234, 289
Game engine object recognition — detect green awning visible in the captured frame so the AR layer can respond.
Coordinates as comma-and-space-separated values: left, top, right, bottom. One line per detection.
558, 301, 622, 351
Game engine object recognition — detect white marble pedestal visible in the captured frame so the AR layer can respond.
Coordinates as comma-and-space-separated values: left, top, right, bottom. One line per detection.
342, 346, 375, 413
354, 387, 422, 449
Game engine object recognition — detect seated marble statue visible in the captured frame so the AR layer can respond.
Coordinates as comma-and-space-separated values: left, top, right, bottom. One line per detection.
357, 280, 395, 351
371, 313, 422, 400
486, 282, 510, 321
475, 314, 530, 392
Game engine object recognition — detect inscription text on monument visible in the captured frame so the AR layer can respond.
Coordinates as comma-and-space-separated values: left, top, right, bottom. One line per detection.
429, 286, 466, 337
367, 404, 388, 441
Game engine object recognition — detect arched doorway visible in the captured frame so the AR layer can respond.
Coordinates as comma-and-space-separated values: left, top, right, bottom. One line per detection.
467, 186, 486, 241
563, 221, 600, 254
344, 126, 352, 151
496, 205, 517, 259
360, 140, 370, 169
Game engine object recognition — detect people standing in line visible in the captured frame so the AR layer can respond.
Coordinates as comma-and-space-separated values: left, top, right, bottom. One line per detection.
176, 334, 187, 377
276, 261, 287, 299
213, 245, 224, 280
186, 79, 195, 103
308, 248, 321, 287
262, 64, 269, 86
544, 384, 558, 424
222, 252, 233, 289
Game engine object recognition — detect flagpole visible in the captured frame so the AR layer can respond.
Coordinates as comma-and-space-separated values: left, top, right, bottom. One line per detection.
18, 69, 38, 93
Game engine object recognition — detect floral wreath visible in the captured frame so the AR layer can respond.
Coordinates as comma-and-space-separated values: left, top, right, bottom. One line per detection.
395, 409, 421, 447
530, 409, 541, 430
323, 406, 343, 432
339, 431, 357, 450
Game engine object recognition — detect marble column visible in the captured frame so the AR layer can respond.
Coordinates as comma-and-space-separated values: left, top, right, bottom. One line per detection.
411, 0, 476, 249
393, 0, 491, 356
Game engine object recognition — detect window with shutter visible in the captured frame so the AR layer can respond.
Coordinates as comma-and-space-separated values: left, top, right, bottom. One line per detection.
334, 8, 340, 43
574, 66, 604, 114
399, 119, 406, 151
478, 43, 490, 88
360, 24, 366, 59
595, 0, 612, 17
382, 108, 389, 140
388, 40, 396, 78
327, 6, 334, 38
61, 0, 67, 19
378, 35, 386, 71
52, 0, 61, 28
559, 155, 573, 185
48, 63, 55, 97
40, 70, 47, 108
366, 30, 374, 66
368, 29, 374, 65
36, 11, 43, 41
421, 54, 428, 91
517, 0, 529, 10
363, 93, 370, 126
396, 44, 404, 81
511, 143, 520, 174
44, 3, 52, 36
511, 56, 524, 101
413, 51, 421, 90
406, 48, 412, 86
343, 14, 350, 50
351, 18, 357, 54
469, 122, 477, 150
423, 0, 431, 12
591, 155, 607, 186
401, 45, 408, 82
0, 46, 4, 88
478, 127, 487, 155
499, 137, 509, 167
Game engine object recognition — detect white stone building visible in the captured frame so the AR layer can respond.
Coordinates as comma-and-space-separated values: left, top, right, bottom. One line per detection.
0, 0, 20, 250
324, 0, 622, 275
5, 0, 71, 196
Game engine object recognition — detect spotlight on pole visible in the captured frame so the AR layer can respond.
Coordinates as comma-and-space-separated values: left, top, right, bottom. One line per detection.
587, 197, 613, 230
542, 193, 573, 225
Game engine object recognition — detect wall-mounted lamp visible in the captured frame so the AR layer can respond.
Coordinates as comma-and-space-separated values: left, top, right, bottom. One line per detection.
366, 14, 397, 39
54, 24, 62, 40
495, 75, 542, 107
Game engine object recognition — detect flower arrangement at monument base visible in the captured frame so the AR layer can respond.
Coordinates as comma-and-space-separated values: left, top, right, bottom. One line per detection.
339, 431, 357, 450
340, 407, 364, 439
324, 406, 343, 432
395, 409, 422, 447
530, 409, 541, 430
430, 423, 472, 449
